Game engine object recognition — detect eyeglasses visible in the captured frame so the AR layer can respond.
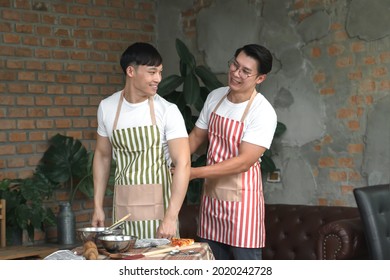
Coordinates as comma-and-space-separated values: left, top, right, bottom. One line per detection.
228, 58, 258, 79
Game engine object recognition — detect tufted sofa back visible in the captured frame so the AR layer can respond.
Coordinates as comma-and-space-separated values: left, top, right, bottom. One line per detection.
263, 204, 362, 259
178, 203, 367, 259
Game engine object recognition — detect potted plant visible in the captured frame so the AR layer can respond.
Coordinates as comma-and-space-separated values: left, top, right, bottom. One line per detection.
158, 38, 286, 203
37, 133, 116, 244
0, 173, 56, 245
37, 133, 90, 205
37, 133, 116, 204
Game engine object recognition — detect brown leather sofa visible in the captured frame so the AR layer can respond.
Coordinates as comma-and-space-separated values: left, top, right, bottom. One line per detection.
178, 203, 368, 260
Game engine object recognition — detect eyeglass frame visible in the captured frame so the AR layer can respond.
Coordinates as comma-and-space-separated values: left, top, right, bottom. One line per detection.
228, 58, 260, 79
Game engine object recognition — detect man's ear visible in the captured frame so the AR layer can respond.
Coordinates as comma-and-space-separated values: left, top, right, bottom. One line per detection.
126, 65, 136, 77
256, 74, 267, 85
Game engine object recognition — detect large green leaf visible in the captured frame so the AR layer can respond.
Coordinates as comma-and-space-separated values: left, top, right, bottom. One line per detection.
261, 150, 276, 173
15, 204, 29, 230
194, 87, 209, 112
195, 65, 224, 91
183, 73, 200, 105
274, 122, 287, 138
32, 172, 55, 199
175, 92, 187, 112
73, 151, 117, 201
158, 74, 184, 97
182, 105, 194, 132
29, 206, 45, 230
179, 59, 189, 77
176, 38, 196, 70
164, 90, 188, 114
20, 178, 43, 203
39, 134, 88, 187
74, 151, 94, 199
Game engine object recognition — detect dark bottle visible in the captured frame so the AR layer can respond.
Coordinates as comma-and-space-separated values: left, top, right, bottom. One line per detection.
57, 202, 76, 245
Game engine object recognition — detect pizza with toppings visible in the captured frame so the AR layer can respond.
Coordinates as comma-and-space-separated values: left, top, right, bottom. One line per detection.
170, 237, 195, 247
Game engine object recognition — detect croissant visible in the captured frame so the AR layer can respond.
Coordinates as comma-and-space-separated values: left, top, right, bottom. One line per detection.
83, 241, 98, 260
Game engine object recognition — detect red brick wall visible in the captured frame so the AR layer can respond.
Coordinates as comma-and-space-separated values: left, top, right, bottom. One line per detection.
0, 0, 157, 243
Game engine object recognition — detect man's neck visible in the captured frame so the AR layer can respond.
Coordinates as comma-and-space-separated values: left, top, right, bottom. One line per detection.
228, 88, 256, 103
122, 86, 149, 104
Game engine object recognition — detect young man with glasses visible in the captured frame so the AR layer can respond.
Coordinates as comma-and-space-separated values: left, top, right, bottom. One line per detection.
189, 44, 277, 260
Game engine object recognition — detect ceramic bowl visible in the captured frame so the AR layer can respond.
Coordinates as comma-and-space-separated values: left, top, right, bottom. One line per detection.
98, 235, 137, 253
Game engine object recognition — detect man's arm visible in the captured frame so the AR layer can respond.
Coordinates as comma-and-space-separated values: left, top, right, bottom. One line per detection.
156, 137, 190, 239
188, 126, 208, 154
191, 141, 266, 180
189, 125, 266, 179
91, 135, 112, 227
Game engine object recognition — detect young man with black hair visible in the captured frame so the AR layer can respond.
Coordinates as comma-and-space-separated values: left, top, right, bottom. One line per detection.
92, 42, 190, 239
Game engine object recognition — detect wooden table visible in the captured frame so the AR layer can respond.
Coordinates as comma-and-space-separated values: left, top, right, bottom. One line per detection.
0, 245, 59, 260
127, 242, 214, 260
73, 242, 215, 260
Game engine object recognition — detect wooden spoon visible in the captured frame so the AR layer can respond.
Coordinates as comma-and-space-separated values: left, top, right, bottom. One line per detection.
106, 213, 132, 231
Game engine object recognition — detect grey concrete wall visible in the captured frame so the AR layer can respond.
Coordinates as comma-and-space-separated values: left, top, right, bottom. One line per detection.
156, 0, 390, 207
156, 0, 192, 76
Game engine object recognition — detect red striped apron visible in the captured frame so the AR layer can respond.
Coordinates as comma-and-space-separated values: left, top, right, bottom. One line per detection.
198, 90, 265, 248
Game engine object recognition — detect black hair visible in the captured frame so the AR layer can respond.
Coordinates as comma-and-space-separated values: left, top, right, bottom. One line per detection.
120, 42, 162, 74
234, 44, 272, 75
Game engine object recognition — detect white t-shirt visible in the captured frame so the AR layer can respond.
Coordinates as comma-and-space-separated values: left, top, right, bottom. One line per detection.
97, 90, 188, 164
196, 86, 277, 152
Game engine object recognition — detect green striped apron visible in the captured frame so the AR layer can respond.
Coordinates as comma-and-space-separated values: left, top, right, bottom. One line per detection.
111, 92, 172, 239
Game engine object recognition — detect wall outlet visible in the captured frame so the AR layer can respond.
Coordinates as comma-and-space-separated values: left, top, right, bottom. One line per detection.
267, 170, 281, 183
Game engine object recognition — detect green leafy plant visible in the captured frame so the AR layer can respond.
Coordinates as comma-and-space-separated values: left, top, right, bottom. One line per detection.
0, 174, 56, 243
158, 38, 224, 132
37, 133, 115, 205
260, 122, 287, 174
158, 38, 286, 203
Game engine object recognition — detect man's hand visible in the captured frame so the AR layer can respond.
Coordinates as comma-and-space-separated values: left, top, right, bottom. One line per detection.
156, 216, 177, 239
91, 207, 105, 227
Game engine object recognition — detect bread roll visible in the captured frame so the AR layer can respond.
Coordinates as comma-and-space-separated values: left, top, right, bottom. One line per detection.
84, 240, 97, 250
83, 246, 98, 260
83, 241, 98, 260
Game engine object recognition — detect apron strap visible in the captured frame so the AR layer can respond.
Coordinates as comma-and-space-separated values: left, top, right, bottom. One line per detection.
240, 89, 257, 122
112, 90, 125, 131
212, 88, 258, 122
112, 91, 157, 131
148, 96, 157, 126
